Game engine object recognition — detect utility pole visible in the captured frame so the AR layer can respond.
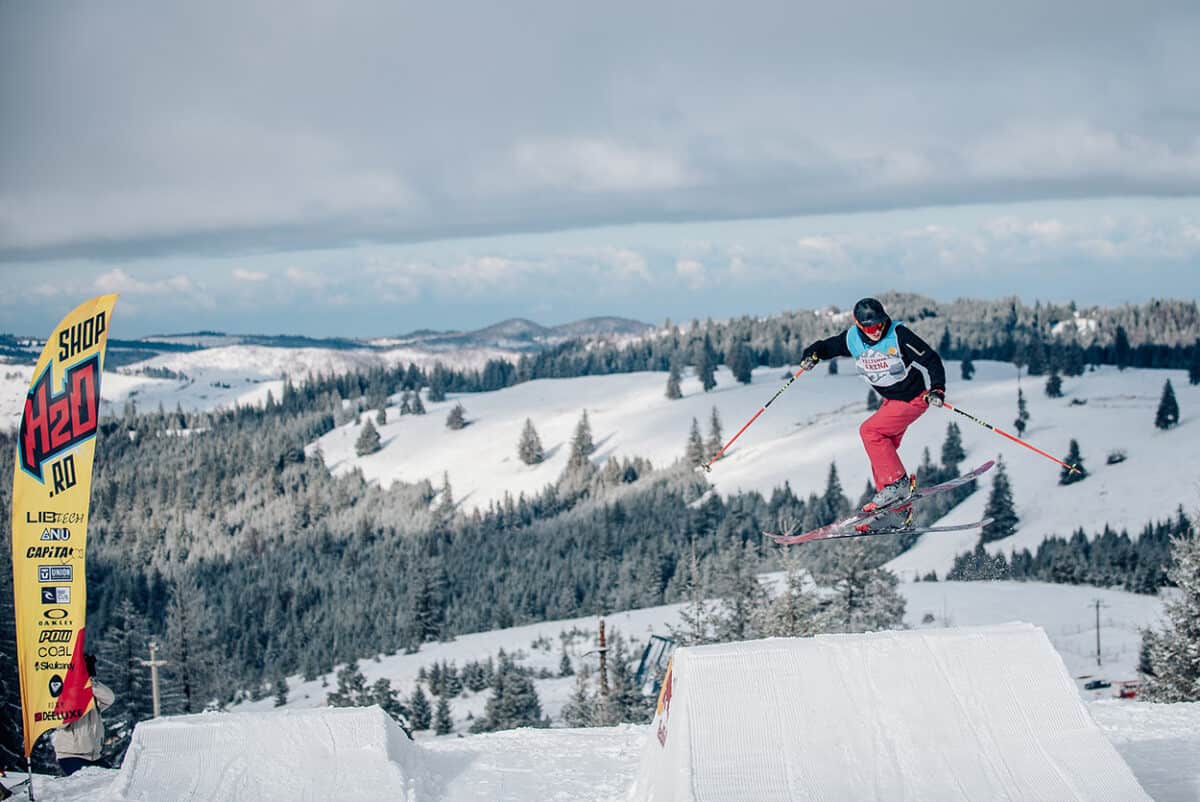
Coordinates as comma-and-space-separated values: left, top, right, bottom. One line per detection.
598, 619, 609, 697
1091, 600, 1109, 667
138, 641, 170, 718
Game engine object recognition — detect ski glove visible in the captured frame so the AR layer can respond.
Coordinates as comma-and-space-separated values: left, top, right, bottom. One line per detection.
799, 346, 820, 371
924, 388, 945, 407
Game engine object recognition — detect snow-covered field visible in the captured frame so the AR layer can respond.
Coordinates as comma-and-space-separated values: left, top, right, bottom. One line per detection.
21, 594, 1200, 802
4, 345, 1193, 577
313, 360, 1198, 578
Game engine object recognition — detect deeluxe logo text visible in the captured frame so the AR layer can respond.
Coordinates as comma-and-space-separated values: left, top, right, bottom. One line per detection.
20, 354, 101, 482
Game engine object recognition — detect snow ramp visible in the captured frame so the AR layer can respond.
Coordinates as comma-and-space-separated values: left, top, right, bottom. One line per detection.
104, 705, 428, 802
630, 623, 1148, 802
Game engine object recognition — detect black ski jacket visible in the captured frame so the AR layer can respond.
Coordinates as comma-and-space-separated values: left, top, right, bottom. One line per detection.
805, 322, 945, 403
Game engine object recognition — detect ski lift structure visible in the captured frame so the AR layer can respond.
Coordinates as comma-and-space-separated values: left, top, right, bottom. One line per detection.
635, 634, 675, 695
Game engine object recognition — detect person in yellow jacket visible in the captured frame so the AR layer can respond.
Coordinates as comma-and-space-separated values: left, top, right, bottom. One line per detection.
52, 654, 114, 777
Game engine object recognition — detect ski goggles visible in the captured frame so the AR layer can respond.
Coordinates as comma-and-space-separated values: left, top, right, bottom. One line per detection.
856, 320, 885, 338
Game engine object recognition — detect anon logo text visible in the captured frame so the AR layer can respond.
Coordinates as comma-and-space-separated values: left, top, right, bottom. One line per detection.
20, 356, 100, 481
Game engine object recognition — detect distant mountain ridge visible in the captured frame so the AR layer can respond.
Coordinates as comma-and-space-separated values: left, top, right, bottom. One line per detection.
2, 316, 654, 368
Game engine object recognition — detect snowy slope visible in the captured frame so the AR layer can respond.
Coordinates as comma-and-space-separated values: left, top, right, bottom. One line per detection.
12, 582, 1194, 802
21, 702, 1200, 802
3, 352, 1194, 576
233, 580, 1165, 731
315, 361, 1198, 577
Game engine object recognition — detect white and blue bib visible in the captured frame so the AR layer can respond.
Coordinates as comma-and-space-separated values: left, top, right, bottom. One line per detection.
845, 323, 910, 388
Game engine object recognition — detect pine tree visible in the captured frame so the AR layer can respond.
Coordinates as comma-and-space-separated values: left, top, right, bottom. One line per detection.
567, 410, 596, 470
1114, 325, 1131, 370
752, 557, 819, 637
97, 598, 155, 763
1045, 371, 1063, 399
370, 678, 410, 729
980, 459, 1019, 543
410, 390, 426, 415
827, 358, 839, 375
409, 686, 432, 730
706, 407, 724, 461
867, 389, 880, 411
712, 541, 769, 643
376, 405, 387, 426
729, 342, 754, 384
472, 657, 544, 732
938, 327, 952, 355
960, 357, 975, 381
560, 667, 594, 728
1026, 334, 1047, 376
1156, 379, 1180, 430
1140, 521, 1200, 702
821, 463, 851, 521
434, 696, 454, 735
940, 422, 965, 472
399, 391, 413, 415
593, 634, 648, 726
274, 677, 288, 707
665, 361, 683, 400
446, 403, 467, 430
1013, 388, 1029, 437
1190, 339, 1200, 386
670, 545, 714, 647
685, 418, 706, 467
162, 575, 220, 714
817, 540, 906, 634
355, 419, 382, 456
696, 336, 717, 392
1059, 439, 1087, 485
326, 661, 368, 708
518, 418, 545, 465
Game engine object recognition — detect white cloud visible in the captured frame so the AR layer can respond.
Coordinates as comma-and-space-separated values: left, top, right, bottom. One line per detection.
511, 139, 693, 193
94, 268, 199, 296
233, 268, 268, 282
675, 259, 708, 290
285, 267, 330, 289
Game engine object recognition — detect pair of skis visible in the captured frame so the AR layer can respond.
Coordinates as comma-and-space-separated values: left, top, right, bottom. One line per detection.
765, 460, 995, 545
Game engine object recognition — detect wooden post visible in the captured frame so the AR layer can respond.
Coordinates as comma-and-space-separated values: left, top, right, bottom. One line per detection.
598, 619, 609, 696
138, 641, 169, 718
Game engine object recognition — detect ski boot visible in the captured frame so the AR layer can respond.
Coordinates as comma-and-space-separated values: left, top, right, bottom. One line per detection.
856, 475, 916, 533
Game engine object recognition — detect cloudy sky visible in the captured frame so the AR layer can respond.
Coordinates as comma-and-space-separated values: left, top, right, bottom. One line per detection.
2, 1, 1198, 337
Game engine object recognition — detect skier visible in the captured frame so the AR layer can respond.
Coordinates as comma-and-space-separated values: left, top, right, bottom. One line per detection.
800, 298, 945, 524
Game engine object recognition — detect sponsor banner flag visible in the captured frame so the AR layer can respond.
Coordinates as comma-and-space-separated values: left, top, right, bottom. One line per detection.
10, 294, 117, 757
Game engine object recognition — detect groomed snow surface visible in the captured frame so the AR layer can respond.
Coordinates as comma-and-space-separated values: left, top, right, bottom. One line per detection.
632, 624, 1147, 802
25, 619, 1200, 802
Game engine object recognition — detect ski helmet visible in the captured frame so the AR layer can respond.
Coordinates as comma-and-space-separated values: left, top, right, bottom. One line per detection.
853, 298, 890, 339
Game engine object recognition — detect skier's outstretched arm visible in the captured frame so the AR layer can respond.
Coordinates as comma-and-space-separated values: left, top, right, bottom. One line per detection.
802, 333, 852, 363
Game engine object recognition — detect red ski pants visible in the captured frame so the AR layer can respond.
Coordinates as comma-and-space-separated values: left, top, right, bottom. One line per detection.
860, 395, 929, 490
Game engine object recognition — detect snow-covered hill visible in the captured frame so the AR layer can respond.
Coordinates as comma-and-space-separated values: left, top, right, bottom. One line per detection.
3, 351, 1194, 578
314, 360, 1198, 578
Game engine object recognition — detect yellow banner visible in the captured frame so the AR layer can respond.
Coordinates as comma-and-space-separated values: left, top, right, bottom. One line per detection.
10, 294, 117, 757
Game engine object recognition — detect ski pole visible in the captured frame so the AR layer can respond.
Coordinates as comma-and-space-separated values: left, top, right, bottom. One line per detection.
702, 359, 817, 472
939, 400, 1079, 474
